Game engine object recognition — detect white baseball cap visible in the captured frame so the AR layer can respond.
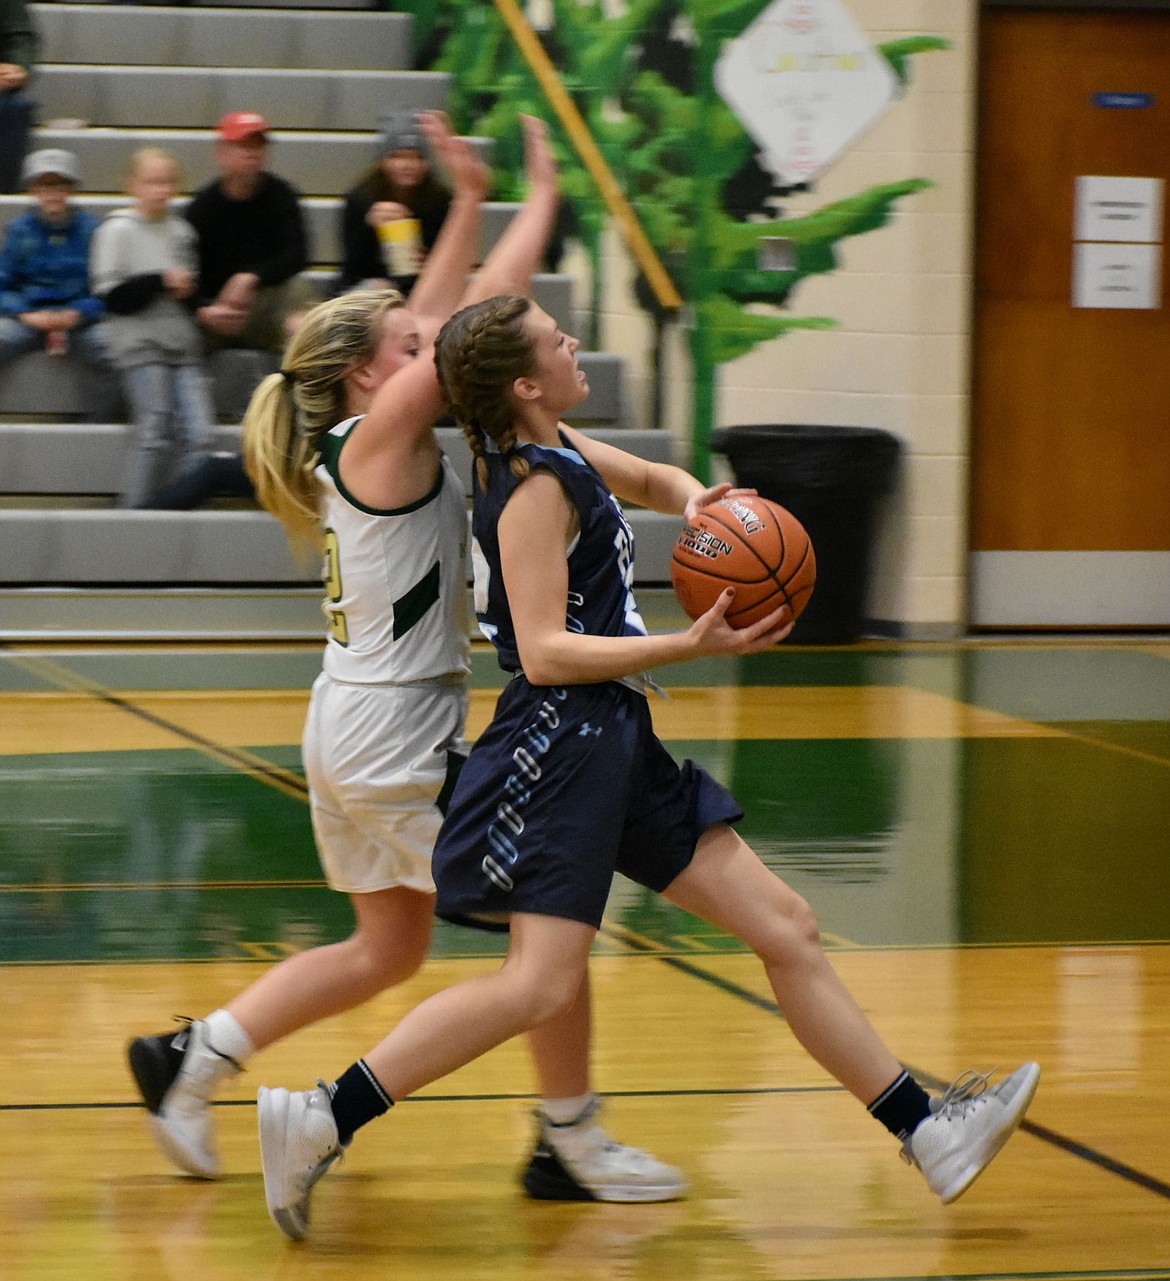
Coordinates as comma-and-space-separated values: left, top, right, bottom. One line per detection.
22, 148, 81, 186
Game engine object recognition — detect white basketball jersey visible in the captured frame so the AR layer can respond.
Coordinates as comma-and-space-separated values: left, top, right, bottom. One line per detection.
315, 417, 470, 684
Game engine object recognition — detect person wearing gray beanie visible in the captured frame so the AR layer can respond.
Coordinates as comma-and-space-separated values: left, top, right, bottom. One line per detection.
375, 109, 427, 160
337, 109, 452, 295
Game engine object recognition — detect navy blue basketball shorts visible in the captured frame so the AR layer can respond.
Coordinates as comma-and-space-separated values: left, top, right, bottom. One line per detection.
432, 676, 743, 932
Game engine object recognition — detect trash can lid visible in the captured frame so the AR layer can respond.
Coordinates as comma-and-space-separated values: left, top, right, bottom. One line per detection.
712, 425, 901, 496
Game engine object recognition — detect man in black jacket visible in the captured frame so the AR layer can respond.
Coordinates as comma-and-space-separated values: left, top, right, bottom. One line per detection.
186, 112, 319, 353
0, 0, 38, 194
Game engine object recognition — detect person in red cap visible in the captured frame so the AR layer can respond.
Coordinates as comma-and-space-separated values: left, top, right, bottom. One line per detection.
185, 111, 319, 354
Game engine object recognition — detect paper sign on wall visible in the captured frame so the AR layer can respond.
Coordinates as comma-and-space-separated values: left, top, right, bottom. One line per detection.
1072, 242, 1161, 310
1072, 175, 1163, 309
714, 0, 898, 187
1074, 175, 1163, 243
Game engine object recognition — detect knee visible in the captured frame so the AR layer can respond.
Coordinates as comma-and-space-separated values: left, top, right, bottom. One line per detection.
346, 929, 428, 992
509, 962, 584, 1027
754, 890, 823, 966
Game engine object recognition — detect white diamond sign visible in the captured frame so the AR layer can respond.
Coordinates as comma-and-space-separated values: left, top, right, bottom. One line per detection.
714, 0, 899, 187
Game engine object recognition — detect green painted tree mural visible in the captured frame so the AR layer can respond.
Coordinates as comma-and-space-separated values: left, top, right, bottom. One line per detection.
406, 1, 947, 477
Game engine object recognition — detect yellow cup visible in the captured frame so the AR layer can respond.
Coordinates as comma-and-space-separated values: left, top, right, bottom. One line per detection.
376, 218, 422, 276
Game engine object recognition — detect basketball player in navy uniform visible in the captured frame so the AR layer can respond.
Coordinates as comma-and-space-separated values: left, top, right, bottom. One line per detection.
254, 299, 1040, 1241
125, 117, 685, 1208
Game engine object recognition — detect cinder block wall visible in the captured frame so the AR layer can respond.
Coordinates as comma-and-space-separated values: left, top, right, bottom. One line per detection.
598, 0, 978, 638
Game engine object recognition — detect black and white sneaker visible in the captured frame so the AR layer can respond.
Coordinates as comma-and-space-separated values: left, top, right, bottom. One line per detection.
127, 1018, 240, 1178
521, 1096, 688, 1203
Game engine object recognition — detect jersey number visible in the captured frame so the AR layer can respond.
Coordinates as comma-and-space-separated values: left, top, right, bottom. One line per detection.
323, 528, 349, 645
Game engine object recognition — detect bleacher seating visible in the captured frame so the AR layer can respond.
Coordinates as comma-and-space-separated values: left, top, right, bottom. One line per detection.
0, 425, 680, 585
33, 5, 413, 70
0, 2, 670, 639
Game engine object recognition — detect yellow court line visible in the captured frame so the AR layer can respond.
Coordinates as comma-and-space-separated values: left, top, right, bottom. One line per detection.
1042, 727, 1170, 773
640, 684, 1059, 741
3, 667, 1167, 779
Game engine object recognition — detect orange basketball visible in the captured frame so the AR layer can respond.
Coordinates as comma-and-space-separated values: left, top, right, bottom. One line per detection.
671, 495, 816, 629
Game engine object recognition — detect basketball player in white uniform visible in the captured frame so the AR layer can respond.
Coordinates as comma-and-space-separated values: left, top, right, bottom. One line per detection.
125, 113, 686, 1206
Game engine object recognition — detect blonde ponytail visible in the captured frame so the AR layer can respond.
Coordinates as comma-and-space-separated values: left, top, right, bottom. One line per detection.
242, 373, 320, 549
241, 288, 406, 550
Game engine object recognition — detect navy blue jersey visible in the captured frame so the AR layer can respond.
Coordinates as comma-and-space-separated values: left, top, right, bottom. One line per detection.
471, 434, 647, 672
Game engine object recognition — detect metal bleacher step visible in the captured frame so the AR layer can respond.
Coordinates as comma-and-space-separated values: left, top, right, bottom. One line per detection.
32, 5, 413, 71
0, 585, 692, 643
64, 0, 375, 9
0, 419, 683, 640
0, 522, 680, 591
37, 65, 451, 134
0, 424, 669, 498
0, 343, 622, 423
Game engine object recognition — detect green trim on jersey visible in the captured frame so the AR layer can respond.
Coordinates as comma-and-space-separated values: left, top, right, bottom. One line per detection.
319, 418, 447, 517
392, 561, 442, 640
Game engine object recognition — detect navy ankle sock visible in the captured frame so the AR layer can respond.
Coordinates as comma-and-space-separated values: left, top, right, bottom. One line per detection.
867, 1071, 932, 1141
327, 1060, 393, 1146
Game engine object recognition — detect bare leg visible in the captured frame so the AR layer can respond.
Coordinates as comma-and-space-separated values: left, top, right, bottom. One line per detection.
525, 971, 592, 1099
228, 886, 435, 1051
665, 824, 903, 1104
364, 914, 595, 1100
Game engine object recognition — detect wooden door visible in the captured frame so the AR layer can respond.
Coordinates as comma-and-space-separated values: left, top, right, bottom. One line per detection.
971, 7, 1170, 627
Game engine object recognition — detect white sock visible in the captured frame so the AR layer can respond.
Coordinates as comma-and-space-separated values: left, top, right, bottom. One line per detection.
203, 1008, 255, 1066
540, 1093, 595, 1126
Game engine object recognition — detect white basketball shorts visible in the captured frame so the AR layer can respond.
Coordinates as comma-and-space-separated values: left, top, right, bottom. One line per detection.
302, 672, 469, 895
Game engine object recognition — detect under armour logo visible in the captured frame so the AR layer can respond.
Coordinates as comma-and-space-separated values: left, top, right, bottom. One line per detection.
578, 724, 602, 737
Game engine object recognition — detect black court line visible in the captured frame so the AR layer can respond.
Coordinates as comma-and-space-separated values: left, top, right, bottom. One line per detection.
1, 647, 308, 799
601, 924, 1170, 1204
0, 1084, 845, 1113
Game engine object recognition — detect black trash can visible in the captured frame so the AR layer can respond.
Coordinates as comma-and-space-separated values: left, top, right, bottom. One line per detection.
712, 425, 901, 643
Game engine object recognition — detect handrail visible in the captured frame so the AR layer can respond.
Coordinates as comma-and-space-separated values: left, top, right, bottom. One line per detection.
491, 0, 683, 312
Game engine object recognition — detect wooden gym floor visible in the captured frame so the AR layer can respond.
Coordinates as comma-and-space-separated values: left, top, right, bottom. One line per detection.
1, 638, 1168, 1280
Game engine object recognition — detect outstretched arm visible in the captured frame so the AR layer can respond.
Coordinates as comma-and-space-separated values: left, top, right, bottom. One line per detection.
406, 113, 492, 341
562, 425, 757, 520
461, 115, 560, 306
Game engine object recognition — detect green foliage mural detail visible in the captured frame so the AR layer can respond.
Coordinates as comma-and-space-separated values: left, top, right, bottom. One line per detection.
411, 1, 946, 476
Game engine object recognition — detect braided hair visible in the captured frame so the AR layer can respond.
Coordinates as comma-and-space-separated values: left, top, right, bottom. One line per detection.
434, 294, 536, 490
242, 288, 405, 549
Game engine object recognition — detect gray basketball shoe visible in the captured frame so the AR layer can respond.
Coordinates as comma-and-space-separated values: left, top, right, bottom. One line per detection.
903, 1062, 1041, 1203
257, 1083, 344, 1241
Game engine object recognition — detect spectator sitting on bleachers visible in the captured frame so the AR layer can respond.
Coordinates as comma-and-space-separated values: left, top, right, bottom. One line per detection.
337, 108, 450, 296
90, 147, 215, 509
0, 0, 36, 195
186, 111, 319, 353
0, 148, 117, 419
140, 449, 254, 511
